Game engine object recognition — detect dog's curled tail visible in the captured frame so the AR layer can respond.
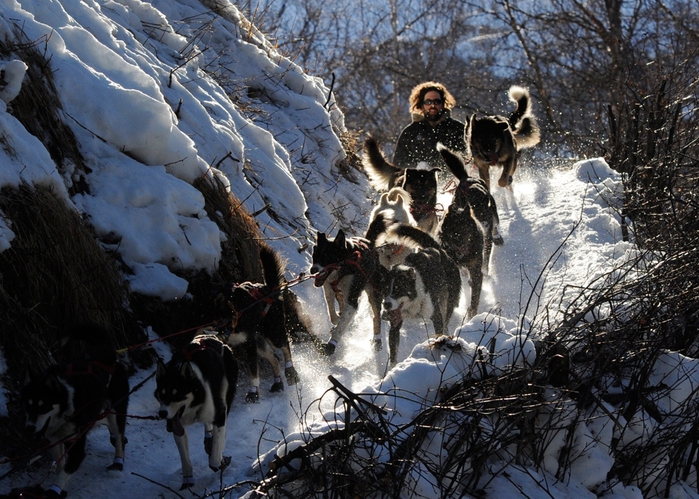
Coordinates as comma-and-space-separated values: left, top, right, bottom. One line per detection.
362, 136, 401, 191
508, 86, 541, 149
437, 143, 469, 181
259, 245, 286, 291
386, 186, 411, 206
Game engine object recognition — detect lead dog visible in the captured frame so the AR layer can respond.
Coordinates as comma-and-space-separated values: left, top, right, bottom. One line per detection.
310, 219, 387, 356
155, 334, 238, 490
438, 145, 502, 318
381, 225, 461, 365
362, 136, 441, 235
466, 85, 540, 190
215, 245, 302, 403
22, 323, 129, 499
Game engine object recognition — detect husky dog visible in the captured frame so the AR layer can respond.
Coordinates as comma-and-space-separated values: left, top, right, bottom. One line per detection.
362, 136, 441, 235
22, 323, 129, 499
466, 85, 540, 190
381, 230, 462, 365
438, 145, 503, 318
155, 334, 238, 490
310, 220, 386, 355
215, 246, 302, 403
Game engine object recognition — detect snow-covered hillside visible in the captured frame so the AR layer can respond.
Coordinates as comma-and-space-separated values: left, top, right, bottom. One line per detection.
0, 0, 372, 302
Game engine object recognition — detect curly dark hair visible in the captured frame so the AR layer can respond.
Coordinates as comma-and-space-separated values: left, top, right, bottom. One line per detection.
408, 81, 457, 113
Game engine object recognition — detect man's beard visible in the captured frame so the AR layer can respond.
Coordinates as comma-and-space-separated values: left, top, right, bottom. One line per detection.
425, 110, 443, 123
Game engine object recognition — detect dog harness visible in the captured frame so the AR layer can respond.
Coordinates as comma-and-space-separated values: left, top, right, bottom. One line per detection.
181, 336, 219, 361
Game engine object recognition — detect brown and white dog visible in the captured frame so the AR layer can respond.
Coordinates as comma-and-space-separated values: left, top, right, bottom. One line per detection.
466, 85, 540, 190
362, 136, 441, 235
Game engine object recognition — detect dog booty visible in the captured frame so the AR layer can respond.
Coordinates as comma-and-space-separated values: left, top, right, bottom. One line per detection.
321, 341, 337, 356
492, 228, 504, 246
285, 366, 300, 385
204, 432, 213, 455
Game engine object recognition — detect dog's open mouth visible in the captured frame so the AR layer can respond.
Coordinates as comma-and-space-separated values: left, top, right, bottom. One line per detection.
382, 304, 403, 326
313, 268, 328, 288
166, 407, 186, 437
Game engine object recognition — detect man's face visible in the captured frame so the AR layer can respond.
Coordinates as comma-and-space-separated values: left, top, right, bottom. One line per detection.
422, 90, 444, 122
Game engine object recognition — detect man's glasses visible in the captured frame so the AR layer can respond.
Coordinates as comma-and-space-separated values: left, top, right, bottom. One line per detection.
423, 99, 443, 106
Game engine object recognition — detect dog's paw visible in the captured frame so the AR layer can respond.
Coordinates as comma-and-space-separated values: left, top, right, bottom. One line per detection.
285, 366, 300, 385
106, 462, 123, 472
209, 455, 231, 473
371, 337, 383, 351
270, 381, 284, 393
179, 476, 195, 490
321, 342, 336, 356
204, 435, 212, 456
245, 391, 260, 403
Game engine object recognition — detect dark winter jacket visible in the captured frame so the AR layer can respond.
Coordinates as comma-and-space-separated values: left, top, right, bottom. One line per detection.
392, 110, 467, 170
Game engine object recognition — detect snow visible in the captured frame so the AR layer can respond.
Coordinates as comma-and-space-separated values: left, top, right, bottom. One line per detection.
0, 1, 696, 498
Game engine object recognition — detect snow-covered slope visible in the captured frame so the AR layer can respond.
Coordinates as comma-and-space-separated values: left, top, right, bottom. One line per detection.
0, 0, 371, 300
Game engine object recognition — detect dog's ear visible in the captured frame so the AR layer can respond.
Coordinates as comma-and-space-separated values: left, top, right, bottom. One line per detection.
45, 371, 63, 392
317, 232, 327, 243
180, 361, 197, 380
156, 358, 167, 379
464, 117, 472, 140
378, 192, 389, 207
335, 229, 347, 247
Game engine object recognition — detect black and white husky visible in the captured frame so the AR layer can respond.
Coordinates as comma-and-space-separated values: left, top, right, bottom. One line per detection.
22, 323, 129, 499
155, 334, 238, 490
215, 245, 302, 403
310, 221, 386, 356
381, 225, 461, 365
438, 145, 503, 318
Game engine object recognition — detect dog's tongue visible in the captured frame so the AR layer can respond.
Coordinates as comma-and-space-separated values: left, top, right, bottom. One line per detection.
489, 153, 499, 165
166, 409, 185, 437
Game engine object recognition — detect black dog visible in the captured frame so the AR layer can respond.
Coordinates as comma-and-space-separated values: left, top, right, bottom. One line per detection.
155, 334, 237, 490
310, 219, 387, 356
466, 85, 540, 190
215, 245, 301, 403
362, 136, 441, 235
438, 145, 503, 318
381, 225, 461, 365
22, 323, 129, 499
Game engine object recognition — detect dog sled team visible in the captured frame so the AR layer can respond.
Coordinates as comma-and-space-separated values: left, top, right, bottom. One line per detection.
12, 83, 538, 498
313, 82, 540, 365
